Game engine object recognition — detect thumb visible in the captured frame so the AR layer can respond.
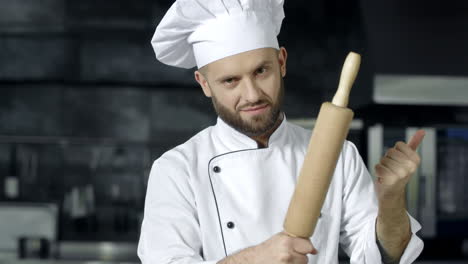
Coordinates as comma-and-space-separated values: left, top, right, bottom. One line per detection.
407, 129, 425, 151
292, 239, 317, 255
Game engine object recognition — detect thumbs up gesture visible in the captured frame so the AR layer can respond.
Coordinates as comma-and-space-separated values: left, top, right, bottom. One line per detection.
375, 130, 425, 201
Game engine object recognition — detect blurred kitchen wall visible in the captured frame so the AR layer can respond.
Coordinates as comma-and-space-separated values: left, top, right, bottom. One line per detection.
1, 0, 468, 262
0, 0, 370, 242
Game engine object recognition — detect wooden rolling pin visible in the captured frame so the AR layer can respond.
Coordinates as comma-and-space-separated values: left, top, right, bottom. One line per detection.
283, 52, 361, 238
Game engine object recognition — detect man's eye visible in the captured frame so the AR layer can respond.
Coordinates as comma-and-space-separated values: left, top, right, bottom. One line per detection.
224, 78, 235, 84
256, 67, 267, 75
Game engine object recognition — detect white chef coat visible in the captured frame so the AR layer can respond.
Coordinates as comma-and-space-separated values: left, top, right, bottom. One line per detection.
138, 116, 424, 264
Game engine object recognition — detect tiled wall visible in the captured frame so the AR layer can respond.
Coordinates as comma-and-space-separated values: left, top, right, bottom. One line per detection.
0, 0, 370, 241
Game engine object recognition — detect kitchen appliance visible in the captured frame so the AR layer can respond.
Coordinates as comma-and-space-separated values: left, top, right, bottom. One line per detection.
0, 203, 57, 257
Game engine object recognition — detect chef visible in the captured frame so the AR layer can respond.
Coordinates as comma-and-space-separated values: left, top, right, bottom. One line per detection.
138, 0, 424, 263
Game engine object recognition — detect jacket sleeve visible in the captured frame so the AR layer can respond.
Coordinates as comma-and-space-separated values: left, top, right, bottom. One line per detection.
138, 156, 220, 264
339, 141, 424, 264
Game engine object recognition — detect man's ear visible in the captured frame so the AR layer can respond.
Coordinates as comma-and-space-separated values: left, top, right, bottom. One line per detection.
278, 47, 288, 78
194, 70, 212, 97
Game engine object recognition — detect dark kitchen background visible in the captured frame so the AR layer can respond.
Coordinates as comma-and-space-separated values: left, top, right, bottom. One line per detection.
0, 0, 467, 263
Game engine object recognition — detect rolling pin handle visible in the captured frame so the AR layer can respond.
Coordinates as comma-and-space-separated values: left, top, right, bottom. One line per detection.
332, 52, 361, 108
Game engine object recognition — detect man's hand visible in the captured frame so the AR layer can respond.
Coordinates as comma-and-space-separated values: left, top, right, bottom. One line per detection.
375, 129, 425, 201
374, 129, 425, 263
218, 232, 317, 264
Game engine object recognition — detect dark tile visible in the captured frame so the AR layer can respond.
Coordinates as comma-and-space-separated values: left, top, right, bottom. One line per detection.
150, 1, 174, 26
148, 89, 216, 151
283, 92, 322, 119
0, 0, 65, 32
0, 85, 62, 136
63, 87, 150, 141
150, 89, 216, 134
361, 0, 468, 75
0, 37, 73, 80
66, 0, 154, 30
79, 36, 195, 85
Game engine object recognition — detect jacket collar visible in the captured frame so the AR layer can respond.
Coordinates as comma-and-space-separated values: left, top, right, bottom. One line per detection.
213, 113, 288, 151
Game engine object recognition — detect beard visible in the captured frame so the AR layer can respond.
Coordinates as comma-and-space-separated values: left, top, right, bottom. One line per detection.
211, 77, 284, 137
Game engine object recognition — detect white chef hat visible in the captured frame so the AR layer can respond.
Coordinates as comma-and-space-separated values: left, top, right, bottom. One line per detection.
152, 0, 285, 69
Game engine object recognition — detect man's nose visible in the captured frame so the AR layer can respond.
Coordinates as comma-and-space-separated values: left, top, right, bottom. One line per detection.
242, 78, 261, 103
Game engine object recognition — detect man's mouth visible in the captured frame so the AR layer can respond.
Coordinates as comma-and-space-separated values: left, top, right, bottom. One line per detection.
241, 104, 269, 114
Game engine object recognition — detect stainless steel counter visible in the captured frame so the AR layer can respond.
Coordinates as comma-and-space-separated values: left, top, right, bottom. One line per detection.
0, 261, 137, 264
57, 242, 137, 262
2, 246, 467, 264
0, 241, 138, 264
1, 255, 466, 264
2, 261, 467, 264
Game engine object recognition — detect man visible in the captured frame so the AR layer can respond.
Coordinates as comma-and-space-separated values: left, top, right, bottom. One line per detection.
138, 1, 424, 263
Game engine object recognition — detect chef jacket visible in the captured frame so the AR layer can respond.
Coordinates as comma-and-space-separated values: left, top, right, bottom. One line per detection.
138, 116, 424, 264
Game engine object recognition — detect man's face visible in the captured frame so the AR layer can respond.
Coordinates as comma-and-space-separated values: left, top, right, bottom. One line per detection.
195, 47, 287, 137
